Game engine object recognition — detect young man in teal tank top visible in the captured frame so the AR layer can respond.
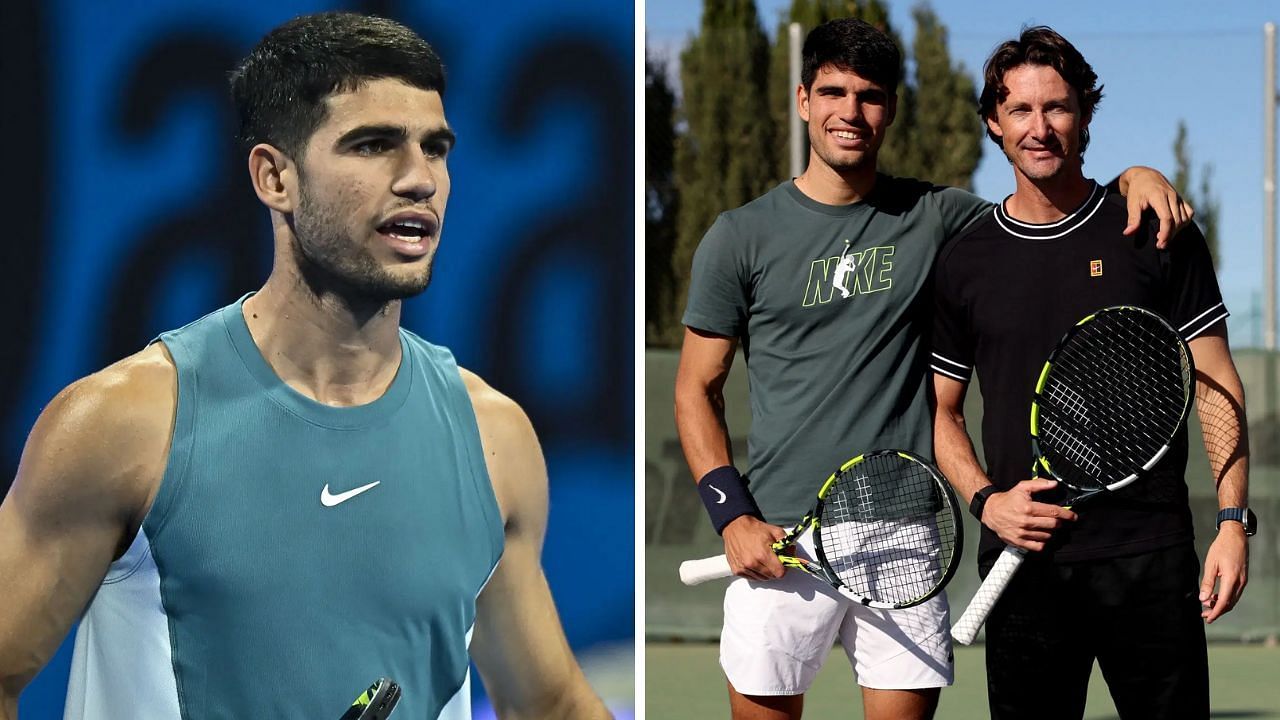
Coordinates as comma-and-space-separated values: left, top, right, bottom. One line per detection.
0, 13, 610, 720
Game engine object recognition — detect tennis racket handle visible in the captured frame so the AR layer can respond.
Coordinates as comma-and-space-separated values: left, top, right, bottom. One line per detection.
951, 545, 1028, 645
679, 555, 734, 585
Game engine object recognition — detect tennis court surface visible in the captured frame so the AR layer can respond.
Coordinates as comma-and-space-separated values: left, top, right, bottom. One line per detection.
647, 642, 1280, 719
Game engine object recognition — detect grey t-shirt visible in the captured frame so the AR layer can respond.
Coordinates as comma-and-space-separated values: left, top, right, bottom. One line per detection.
683, 175, 990, 525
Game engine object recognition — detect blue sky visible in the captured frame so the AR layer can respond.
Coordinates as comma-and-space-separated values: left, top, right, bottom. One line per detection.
647, 1, 1278, 346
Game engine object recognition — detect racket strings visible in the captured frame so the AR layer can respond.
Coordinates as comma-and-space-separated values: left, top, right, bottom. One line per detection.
817, 454, 958, 606
1038, 310, 1190, 489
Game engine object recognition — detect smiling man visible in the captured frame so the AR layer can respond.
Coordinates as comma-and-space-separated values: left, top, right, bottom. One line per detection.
930, 26, 1250, 719
0, 13, 609, 720
675, 16, 1196, 720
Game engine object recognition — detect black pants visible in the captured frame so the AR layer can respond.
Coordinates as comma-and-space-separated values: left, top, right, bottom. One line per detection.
983, 542, 1209, 720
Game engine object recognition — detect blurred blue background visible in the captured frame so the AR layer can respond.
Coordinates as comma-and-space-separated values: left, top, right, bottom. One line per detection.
1, 0, 634, 716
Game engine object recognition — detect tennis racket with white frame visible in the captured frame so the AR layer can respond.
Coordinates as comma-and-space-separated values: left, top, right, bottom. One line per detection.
680, 449, 963, 610
951, 305, 1194, 644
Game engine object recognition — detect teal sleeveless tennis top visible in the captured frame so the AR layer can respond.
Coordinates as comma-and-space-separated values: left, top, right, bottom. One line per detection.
64, 296, 505, 720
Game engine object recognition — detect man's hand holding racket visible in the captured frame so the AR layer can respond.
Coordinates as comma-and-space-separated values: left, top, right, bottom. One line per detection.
721, 515, 788, 581
950, 306, 1196, 645
682, 450, 964, 610
980, 479, 1077, 552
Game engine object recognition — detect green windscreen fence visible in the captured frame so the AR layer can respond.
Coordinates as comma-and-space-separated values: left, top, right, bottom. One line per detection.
646, 349, 1280, 643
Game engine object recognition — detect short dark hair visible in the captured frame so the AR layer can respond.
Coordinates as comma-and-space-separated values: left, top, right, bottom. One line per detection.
801, 18, 901, 94
230, 12, 446, 160
978, 26, 1103, 155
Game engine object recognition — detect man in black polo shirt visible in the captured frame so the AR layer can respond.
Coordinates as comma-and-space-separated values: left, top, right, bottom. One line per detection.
930, 27, 1252, 719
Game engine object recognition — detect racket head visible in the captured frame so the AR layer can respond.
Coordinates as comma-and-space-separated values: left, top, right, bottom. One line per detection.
1031, 306, 1194, 493
808, 450, 963, 609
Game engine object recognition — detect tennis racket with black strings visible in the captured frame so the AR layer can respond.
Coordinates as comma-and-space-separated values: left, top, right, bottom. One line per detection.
339, 677, 400, 720
951, 305, 1194, 645
680, 449, 963, 610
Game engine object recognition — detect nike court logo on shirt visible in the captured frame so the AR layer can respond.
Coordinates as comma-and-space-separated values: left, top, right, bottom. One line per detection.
320, 481, 381, 507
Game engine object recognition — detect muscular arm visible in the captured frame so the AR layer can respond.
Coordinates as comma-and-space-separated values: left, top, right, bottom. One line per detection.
463, 371, 610, 720
673, 327, 785, 580
1188, 324, 1250, 622
931, 375, 1074, 552
0, 346, 173, 719
673, 327, 736, 479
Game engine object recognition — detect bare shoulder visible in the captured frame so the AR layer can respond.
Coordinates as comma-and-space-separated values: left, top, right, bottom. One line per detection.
0, 347, 179, 691
457, 367, 546, 527
17, 343, 177, 529
47, 343, 176, 450
458, 367, 538, 447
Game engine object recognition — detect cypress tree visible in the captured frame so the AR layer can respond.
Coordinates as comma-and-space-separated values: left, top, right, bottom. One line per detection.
1172, 120, 1221, 265
873, 5, 980, 186
646, 55, 679, 345
670, 0, 776, 346
892, 5, 981, 188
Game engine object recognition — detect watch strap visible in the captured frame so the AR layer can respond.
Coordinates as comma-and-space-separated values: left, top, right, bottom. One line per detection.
969, 485, 998, 522
1216, 507, 1257, 536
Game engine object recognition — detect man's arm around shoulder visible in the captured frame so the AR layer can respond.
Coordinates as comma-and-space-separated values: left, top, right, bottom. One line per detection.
461, 370, 611, 720
0, 345, 174, 719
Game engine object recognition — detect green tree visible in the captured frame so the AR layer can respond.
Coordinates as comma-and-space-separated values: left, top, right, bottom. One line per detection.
767, 1, 981, 188
1172, 120, 1220, 265
646, 54, 679, 345
668, 0, 777, 347
890, 6, 981, 188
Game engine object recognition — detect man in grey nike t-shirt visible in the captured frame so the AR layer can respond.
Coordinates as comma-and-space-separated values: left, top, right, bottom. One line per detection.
674, 17, 1192, 720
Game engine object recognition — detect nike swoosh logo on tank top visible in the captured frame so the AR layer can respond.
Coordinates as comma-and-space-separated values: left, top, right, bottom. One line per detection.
321, 481, 382, 507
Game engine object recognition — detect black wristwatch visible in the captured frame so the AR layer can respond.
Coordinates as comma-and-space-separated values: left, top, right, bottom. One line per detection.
969, 485, 999, 522
1215, 507, 1257, 536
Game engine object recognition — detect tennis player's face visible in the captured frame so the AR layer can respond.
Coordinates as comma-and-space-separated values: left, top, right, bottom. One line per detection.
987, 64, 1086, 182
799, 65, 896, 174
290, 78, 454, 301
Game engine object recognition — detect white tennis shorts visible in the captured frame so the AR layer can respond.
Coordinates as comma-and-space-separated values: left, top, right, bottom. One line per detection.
719, 529, 954, 695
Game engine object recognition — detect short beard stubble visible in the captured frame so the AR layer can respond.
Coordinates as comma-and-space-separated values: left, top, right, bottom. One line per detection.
289, 175, 434, 305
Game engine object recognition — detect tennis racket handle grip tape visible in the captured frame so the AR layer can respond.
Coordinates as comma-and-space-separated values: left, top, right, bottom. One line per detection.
951, 545, 1028, 645
679, 555, 733, 585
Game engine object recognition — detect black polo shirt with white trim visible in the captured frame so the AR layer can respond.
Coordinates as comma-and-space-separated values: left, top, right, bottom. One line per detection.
931, 181, 1227, 565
